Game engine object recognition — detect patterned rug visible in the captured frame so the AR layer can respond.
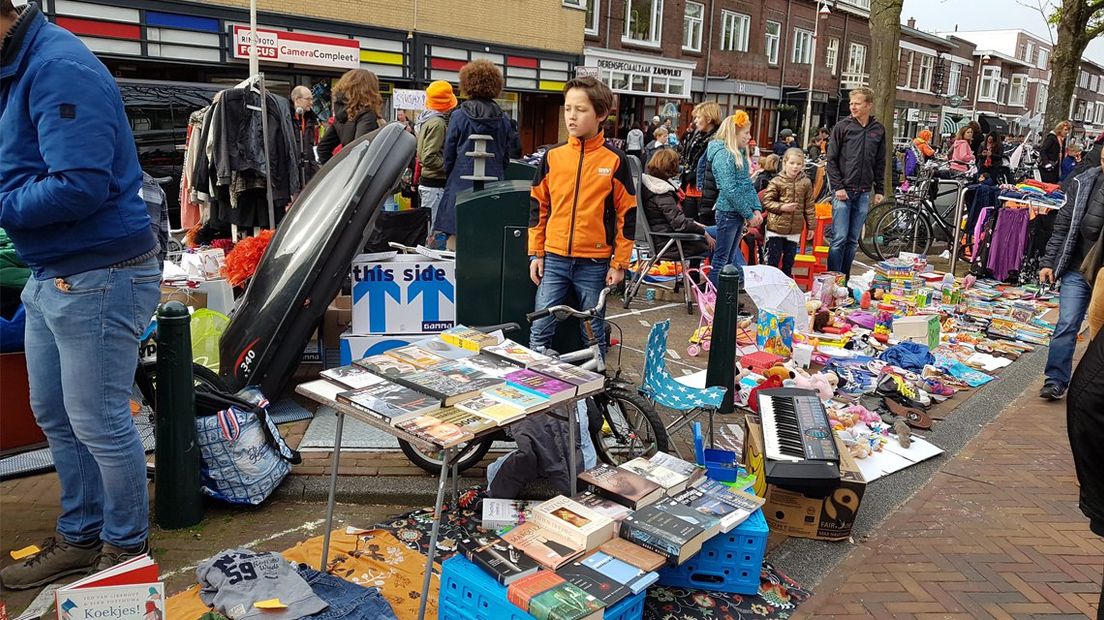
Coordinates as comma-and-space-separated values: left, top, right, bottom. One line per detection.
373, 488, 812, 620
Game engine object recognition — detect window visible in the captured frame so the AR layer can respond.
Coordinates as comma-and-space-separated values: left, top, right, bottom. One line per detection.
1096, 104, 1104, 125
719, 11, 750, 52
584, 0, 599, 35
1093, 74, 1101, 92
947, 62, 961, 96
1036, 83, 1048, 114
998, 78, 1008, 104
919, 55, 934, 91
840, 0, 870, 8
1009, 74, 1027, 106
792, 28, 813, 64
765, 21, 781, 65
1086, 102, 1095, 124
1080, 70, 1090, 89
903, 51, 915, 88
980, 66, 1001, 101
1075, 100, 1086, 121
562, 0, 584, 7
624, 0, 663, 45
826, 37, 839, 74
1037, 48, 1049, 69
847, 42, 867, 75
683, 2, 704, 51
1025, 42, 1035, 64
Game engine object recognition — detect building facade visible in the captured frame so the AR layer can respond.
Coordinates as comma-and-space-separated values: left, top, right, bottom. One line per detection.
1073, 59, 1104, 142
892, 21, 960, 147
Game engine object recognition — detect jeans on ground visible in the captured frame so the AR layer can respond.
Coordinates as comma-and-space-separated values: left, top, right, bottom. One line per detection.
297, 564, 398, 620
529, 254, 609, 356
706, 209, 746, 287
1045, 270, 1092, 389
764, 237, 799, 276
827, 191, 871, 277
22, 257, 161, 548
418, 185, 445, 235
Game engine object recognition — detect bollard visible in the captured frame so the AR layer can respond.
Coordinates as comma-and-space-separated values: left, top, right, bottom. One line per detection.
705, 265, 742, 415
154, 301, 204, 529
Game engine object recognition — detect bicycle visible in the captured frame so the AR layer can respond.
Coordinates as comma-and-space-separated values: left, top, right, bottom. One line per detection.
399, 287, 668, 475
866, 159, 973, 260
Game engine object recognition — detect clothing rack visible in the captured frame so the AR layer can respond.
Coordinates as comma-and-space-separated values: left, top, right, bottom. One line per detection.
229, 72, 276, 241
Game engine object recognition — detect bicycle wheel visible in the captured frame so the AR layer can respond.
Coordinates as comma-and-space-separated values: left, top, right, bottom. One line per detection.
592, 387, 668, 466
398, 437, 494, 476
872, 205, 933, 259
859, 199, 894, 260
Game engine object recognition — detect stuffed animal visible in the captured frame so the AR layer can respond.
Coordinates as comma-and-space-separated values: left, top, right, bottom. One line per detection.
746, 374, 784, 413
763, 365, 794, 383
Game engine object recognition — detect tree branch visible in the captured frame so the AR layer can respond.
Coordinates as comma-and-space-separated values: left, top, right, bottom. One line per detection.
1087, 0, 1104, 13
1017, 0, 1056, 43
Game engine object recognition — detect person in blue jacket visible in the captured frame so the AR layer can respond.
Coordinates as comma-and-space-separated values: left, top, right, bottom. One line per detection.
434, 59, 518, 249
0, 0, 162, 588
702, 111, 764, 286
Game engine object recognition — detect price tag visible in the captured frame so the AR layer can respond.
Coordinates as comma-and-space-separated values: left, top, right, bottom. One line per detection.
254, 599, 288, 610
10, 545, 39, 560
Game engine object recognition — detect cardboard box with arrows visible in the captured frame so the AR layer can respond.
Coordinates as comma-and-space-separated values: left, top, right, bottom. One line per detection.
350, 253, 456, 335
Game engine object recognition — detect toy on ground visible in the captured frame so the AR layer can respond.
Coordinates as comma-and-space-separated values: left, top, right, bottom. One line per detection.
685, 268, 716, 356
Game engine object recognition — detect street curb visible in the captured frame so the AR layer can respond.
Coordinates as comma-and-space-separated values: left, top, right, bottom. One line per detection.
272, 474, 488, 506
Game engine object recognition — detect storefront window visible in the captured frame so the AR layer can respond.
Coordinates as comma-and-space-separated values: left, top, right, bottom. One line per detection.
624, 0, 663, 46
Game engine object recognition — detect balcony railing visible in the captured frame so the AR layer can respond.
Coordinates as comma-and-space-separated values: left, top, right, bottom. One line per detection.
840, 72, 869, 89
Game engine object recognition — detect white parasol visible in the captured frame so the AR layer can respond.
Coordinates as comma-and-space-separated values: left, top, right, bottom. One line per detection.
741, 265, 809, 332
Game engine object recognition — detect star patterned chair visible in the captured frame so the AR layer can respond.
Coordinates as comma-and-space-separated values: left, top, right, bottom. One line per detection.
640, 320, 728, 457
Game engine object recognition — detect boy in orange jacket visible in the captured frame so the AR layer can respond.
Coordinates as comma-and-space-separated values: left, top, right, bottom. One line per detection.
528, 76, 637, 355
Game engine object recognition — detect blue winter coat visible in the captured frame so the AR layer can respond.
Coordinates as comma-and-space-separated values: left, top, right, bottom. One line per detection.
436, 98, 517, 235
0, 3, 155, 279
706, 141, 762, 219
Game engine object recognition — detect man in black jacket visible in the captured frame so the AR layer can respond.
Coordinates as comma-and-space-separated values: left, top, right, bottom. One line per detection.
826, 87, 886, 278
289, 85, 319, 185
1038, 146, 1104, 400
1067, 323, 1104, 616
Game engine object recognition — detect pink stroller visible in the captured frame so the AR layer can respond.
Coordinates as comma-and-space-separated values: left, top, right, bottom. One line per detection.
685, 267, 716, 357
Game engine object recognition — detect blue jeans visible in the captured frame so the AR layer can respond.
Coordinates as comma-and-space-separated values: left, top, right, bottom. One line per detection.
21, 258, 161, 548
1045, 270, 1092, 389
706, 209, 746, 287
530, 254, 609, 356
828, 191, 871, 276
764, 237, 799, 276
298, 564, 398, 619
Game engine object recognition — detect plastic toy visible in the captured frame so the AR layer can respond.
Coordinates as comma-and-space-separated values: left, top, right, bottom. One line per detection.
685, 268, 716, 357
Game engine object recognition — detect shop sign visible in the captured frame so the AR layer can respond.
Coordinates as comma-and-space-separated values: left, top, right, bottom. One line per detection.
584, 48, 694, 99
393, 89, 426, 111
927, 112, 940, 124
575, 66, 600, 78
906, 108, 921, 122
231, 25, 359, 69
593, 57, 689, 82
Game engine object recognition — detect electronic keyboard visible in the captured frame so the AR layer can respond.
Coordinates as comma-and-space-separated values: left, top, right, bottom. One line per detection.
756, 388, 841, 492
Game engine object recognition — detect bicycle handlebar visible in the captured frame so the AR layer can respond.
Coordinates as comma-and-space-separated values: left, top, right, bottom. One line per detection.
525, 287, 612, 324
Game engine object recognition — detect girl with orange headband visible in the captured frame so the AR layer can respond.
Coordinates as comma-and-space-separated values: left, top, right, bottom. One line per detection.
700, 111, 764, 286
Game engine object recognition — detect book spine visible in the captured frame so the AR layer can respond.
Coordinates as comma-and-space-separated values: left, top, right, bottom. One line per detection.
507, 585, 534, 611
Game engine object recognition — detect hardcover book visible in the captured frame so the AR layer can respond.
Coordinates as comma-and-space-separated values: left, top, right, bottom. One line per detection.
384, 344, 448, 369
434, 361, 506, 392
572, 490, 632, 522
390, 369, 484, 406
597, 538, 667, 572
393, 414, 473, 447
504, 369, 577, 404
529, 361, 604, 394
459, 536, 540, 586
580, 551, 658, 595
482, 384, 550, 413
619, 502, 709, 565
506, 570, 565, 611
355, 354, 419, 378
673, 480, 765, 533
55, 555, 163, 620
527, 582, 604, 620
556, 561, 633, 607
455, 396, 527, 425
531, 496, 617, 553
501, 522, 585, 570
336, 382, 440, 424
619, 457, 689, 494
578, 463, 663, 509
414, 336, 478, 360
319, 364, 385, 390
483, 339, 553, 368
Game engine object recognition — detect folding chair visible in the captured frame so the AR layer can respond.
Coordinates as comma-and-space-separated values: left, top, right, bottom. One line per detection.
639, 320, 728, 457
623, 212, 711, 313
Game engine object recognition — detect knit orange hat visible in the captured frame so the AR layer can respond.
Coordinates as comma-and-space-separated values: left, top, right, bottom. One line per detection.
425, 80, 457, 112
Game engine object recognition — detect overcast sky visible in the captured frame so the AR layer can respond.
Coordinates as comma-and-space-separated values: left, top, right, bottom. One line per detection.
901, 0, 1104, 65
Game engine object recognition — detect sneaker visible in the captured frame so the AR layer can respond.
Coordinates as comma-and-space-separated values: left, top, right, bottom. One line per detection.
1039, 383, 1065, 401
0, 536, 100, 590
96, 540, 150, 571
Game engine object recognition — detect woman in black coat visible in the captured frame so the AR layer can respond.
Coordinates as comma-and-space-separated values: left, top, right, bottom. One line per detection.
1038, 120, 1071, 184
317, 69, 383, 164
641, 149, 714, 260
678, 101, 722, 224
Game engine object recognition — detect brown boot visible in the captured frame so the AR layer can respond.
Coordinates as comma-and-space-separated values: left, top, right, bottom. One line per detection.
96, 540, 150, 571
0, 536, 100, 590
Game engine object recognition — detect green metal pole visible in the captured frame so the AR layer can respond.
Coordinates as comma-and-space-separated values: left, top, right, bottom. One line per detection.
706, 265, 742, 415
154, 301, 204, 529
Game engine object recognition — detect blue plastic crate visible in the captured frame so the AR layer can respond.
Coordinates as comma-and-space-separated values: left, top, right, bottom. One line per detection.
655, 507, 769, 595
441, 554, 647, 620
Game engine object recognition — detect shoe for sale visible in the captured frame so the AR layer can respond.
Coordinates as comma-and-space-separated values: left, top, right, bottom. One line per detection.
1039, 383, 1065, 401
96, 540, 150, 571
0, 536, 100, 590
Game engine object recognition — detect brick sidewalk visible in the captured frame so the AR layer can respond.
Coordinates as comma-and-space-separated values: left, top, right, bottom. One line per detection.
796, 380, 1104, 619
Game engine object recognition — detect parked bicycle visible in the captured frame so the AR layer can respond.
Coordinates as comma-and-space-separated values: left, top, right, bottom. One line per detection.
863, 159, 973, 260
399, 287, 667, 475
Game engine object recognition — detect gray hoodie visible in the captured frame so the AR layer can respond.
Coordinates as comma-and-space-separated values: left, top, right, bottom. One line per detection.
197, 549, 327, 619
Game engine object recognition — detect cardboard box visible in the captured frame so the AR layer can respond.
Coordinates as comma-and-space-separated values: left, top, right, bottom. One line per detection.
338, 331, 426, 365
350, 253, 456, 335
892, 315, 940, 349
323, 295, 353, 349
743, 416, 867, 541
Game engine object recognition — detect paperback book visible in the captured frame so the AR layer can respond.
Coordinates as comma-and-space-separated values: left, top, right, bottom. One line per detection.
423, 406, 498, 436
414, 336, 478, 360
529, 361, 604, 394
501, 522, 585, 570
384, 344, 448, 369
435, 361, 506, 392
577, 463, 663, 509
393, 414, 473, 447
597, 538, 667, 572
506, 570, 565, 611
580, 551, 659, 594
572, 490, 632, 522
483, 339, 553, 368
390, 369, 485, 406
336, 382, 440, 424
440, 325, 498, 351
619, 501, 709, 565
482, 499, 541, 530
619, 457, 690, 494
462, 353, 525, 378
673, 480, 765, 533
528, 581, 604, 620
504, 369, 577, 404
556, 561, 633, 607
483, 384, 550, 413
355, 354, 418, 378
654, 498, 722, 540
648, 451, 706, 489
459, 536, 540, 586
319, 364, 386, 390
531, 496, 617, 553
455, 396, 527, 425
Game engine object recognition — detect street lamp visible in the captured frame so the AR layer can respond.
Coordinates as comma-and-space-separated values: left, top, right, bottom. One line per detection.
803, 1, 832, 148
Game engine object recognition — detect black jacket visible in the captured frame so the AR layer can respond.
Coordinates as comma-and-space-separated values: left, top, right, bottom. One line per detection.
641, 175, 711, 260
827, 115, 888, 195
317, 96, 381, 164
1042, 166, 1104, 278
1068, 326, 1104, 537
1039, 131, 1066, 183
291, 108, 319, 181
678, 126, 717, 188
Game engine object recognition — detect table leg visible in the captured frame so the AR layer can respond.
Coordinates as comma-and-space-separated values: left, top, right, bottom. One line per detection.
451, 455, 458, 507
417, 446, 453, 620
569, 403, 578, 496
321, 409, 345, 570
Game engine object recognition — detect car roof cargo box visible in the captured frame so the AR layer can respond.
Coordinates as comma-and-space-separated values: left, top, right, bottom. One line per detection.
219, 123, 415, 397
